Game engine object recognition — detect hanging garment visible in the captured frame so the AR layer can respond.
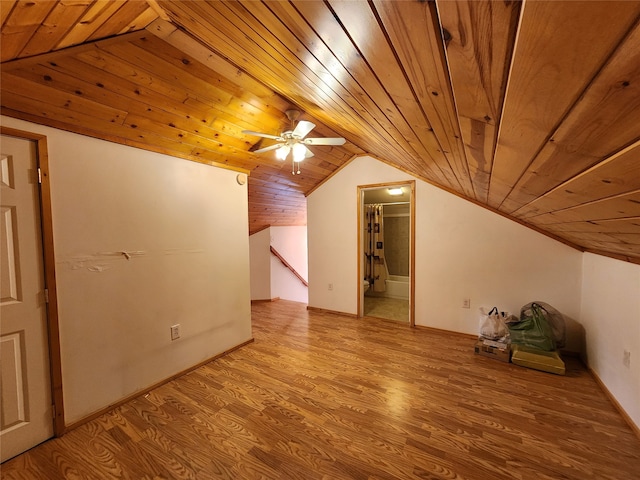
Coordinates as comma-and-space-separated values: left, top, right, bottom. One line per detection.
365, 204, 388, 292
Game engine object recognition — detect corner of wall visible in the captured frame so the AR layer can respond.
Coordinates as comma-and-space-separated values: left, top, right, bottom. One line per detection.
579, 252, 640, 432
249, 228, 272, 301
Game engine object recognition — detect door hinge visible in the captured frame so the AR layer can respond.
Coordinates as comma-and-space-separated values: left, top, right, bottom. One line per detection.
51, 404, 56, 420
37, 167, 42, 184
44, 289, 49, 303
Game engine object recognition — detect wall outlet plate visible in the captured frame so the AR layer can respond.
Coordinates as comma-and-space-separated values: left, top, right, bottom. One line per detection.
623, 350, 631, 368
170, 324, 180, 341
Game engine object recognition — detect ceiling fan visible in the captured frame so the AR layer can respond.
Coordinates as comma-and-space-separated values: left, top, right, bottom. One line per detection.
242, 110, 346, 174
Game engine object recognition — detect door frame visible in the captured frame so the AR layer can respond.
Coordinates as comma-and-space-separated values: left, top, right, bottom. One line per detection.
357, 181, 416, 326
2, 126, 65, 436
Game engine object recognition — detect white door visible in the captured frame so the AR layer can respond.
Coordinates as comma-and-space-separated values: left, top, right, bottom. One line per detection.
0, 134, 53, 462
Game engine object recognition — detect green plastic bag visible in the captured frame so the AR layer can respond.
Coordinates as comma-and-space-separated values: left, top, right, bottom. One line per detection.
508, 303, 556, 351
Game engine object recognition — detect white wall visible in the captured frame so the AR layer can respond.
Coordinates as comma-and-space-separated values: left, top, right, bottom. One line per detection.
249, 229, 271, 300
270, 226, 308, 304
271, 257, 308, 303
271, 226, 308, 280
417, 181, 583, 349
2, 116, 252, 424
581, 253, 640, 428
308, 156, 583, 347
249, 226, 308, 303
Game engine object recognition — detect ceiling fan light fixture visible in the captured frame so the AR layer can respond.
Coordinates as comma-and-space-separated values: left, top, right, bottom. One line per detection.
276, 145, 290, 160
292, 143, 306, 162
243, 110, 344, 175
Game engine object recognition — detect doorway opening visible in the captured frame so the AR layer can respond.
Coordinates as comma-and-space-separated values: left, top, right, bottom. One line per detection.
357, 181, 415, 326
1, 127, 64, 462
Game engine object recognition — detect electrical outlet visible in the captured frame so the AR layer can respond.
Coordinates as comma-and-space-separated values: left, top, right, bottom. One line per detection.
328, 283, 333, 291
462, 298, 471, 309
623, 350, 631, 368
170, 324, 180, 341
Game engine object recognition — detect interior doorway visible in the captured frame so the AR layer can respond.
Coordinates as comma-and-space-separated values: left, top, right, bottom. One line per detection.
358, 181, 415, 326
1, 128, 63, 461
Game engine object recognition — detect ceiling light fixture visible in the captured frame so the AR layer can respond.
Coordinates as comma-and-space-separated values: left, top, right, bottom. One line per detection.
242, 110, 346, 175
275, 145, 290, 161
292, 143, 307, 162
388, 187, 404, 196
279, 141, 307, 174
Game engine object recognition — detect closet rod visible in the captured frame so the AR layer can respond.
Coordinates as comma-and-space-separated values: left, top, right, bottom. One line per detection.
365, 201, 410, 206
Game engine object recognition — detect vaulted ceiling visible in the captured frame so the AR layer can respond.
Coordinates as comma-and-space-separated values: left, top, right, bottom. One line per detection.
1, 1, 639, 264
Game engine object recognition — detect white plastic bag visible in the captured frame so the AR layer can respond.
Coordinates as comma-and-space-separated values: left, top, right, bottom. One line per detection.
478, 306, 509, 342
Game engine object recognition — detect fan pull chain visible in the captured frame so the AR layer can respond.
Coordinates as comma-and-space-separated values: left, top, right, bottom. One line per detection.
292, 159, 301, 175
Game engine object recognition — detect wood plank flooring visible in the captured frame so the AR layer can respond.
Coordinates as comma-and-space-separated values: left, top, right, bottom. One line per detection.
2, 300, 639, 479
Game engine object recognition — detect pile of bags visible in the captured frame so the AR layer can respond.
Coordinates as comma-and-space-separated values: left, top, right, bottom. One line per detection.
476, 302, 567, 374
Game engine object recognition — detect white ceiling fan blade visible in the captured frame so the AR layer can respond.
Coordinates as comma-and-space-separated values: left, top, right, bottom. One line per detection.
242, 130, 282, 141
303, 137, 346, 146
253, 143, 283, 154
304, 146, 314, 158
292, 120, 315, 139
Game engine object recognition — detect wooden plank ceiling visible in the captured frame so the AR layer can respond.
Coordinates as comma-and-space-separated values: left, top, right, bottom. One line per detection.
1, 0, 639, 264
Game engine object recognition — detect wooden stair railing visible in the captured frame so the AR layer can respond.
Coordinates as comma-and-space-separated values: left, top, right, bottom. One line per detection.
270, 246, 308, 287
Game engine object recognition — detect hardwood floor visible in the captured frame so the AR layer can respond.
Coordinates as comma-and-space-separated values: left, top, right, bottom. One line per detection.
3, 300, 639, 479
